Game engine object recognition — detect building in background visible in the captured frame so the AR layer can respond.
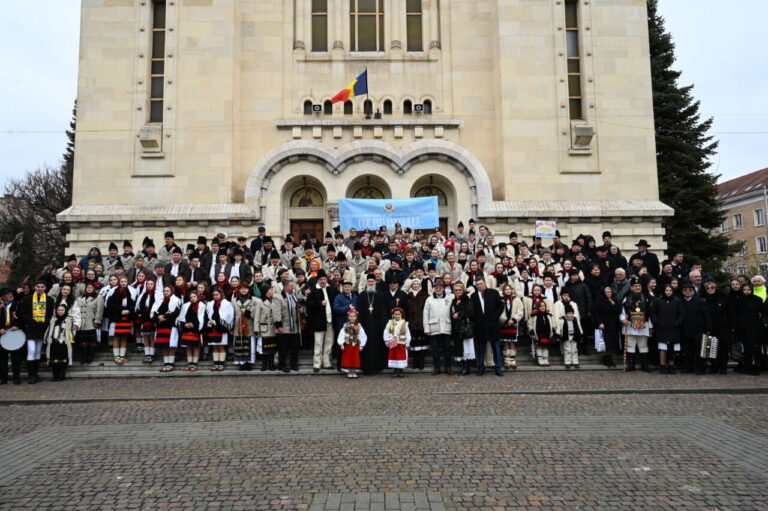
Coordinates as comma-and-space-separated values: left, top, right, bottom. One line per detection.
716, 167, 768, 276
59, 0, 673, 252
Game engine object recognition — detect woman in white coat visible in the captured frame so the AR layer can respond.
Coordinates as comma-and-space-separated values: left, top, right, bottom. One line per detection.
205, 288, 234, 371
422, 281, 453, 375
151, 285, 182, 373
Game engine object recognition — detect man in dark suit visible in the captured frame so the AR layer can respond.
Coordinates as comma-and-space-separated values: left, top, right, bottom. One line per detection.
164, 247, 190, 280
183, 254, 210, 288
630, 239, 660, 278
471, 276, 505, 376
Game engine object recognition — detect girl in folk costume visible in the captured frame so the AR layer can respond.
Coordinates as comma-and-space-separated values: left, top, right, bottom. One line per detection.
513, 268, 535, 298
555, 303, 583, 369
136, 279, 160, 364
106, 276, 136, 365
75, 282, 104, 365
44, 305, 75, 381
152, 285, 182, 373
405, 279, 429, 370
53, 284, 82, 336
212, 272, 230, 297
253, 286, 278, 371
205, 288, 235, 371
98, 274, 118, 344
450, 282, 475, 375
232, 283, 256, 371
173, 276, 189, 302
177, 290, 205, 372
384, 307, 411, 378
499, 283, 524, 369
337, 308, 368, 378
529, 300, 554, 367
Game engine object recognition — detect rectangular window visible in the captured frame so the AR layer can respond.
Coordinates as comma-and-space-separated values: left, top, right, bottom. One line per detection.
737, 264, 747, 275
734, 213, 743, 230
350, 0, 384, 52
311, 0, 328, 52
723, 266, 731, 275
757, 237, 767, 254
565, 0, 582, 120
720, 218, 728, 233
737, 240, 746, 257
755, 208, 764, 227
150, 0, 166, 123
406, 0, 423, 52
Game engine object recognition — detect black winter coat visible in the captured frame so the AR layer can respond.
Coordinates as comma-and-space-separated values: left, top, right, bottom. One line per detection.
471, 288, 504, 343
679, 295, 712, 339
736, 294, 765, 346
306, 285, 340, 332
591, 295, 622, 352
702, 291, 732, 343
651, 295, 684, 343
563, 280, 592, 322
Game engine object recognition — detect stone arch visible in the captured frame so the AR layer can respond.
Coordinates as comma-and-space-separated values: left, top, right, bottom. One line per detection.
244, 139, 493, 218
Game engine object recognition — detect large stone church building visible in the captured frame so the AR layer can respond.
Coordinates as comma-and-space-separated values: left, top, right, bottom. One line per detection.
59, 0, 672, 252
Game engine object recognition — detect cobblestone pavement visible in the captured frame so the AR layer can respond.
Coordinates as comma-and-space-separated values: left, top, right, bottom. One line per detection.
0, 375, 766, 510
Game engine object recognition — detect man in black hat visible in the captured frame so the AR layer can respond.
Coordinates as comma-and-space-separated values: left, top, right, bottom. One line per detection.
319, 232, 335, 260
455, 221, 468, 244
0, 287, 23, 385
599, 231, 614, 253
344, 227, 359, 252
103, 241, 121, 276
249, 226, 267, 255
550, 230, 566, 253
630, 239, 660, 278
157, 231, 180, 265
254, 236, 275, 268
261, 249, 284, 284
192, 236, 212, 274
306, 269, 340, 371
349, 242, 368, 278
183, 254, 210, 287
679, 280, 712, 374
56, 253, 79, 280
620, 276, 653, 371
165, 246, 190, 278
333, 232, 352, 260
233, 236, 253, 266
383, 273, 408, 315
471, 275, 504, 376
143, 239, 158, 267
119, 240, 135, 272
280, 235, 297, 268
231, 248, 253, 284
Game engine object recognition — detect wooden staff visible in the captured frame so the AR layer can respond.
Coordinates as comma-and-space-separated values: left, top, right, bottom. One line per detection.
622, 332, 628, 373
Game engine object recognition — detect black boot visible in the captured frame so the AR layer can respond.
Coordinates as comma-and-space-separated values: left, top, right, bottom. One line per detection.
640, 354, 651, 372
460, 360, 470, 376
27, 361, 37, 384
627, 354, 636, 372
261, 356, 268, 371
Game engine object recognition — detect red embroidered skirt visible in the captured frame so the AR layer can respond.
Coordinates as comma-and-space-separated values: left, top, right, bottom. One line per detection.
155, 327, 173, 346
340, 344, 361, 372
113, 318, 133, 335
387, 344, 408, 368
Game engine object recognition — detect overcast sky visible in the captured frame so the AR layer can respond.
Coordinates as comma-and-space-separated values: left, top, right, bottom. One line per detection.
0, 0, 766, 189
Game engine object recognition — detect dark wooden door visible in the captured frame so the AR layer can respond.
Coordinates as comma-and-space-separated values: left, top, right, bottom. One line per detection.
291, 220, 324, 243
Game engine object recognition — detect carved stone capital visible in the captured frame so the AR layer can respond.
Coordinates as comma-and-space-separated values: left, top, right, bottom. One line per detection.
429, 40, 441, 49
333, 40, 344, 50
390, 39, 402, 50
293, 40, 305, 50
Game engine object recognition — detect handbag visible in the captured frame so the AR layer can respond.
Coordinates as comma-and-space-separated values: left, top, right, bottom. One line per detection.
594, 329, 606, 352
460, 320, 474, 339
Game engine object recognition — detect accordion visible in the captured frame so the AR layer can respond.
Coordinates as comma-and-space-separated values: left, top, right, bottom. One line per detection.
699, 334, 719, 360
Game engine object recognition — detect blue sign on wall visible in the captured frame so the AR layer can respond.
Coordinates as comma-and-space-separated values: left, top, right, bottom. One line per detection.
338, 197, 440, 231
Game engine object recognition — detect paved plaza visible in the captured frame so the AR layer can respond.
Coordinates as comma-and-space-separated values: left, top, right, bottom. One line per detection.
1, 373, 766, 510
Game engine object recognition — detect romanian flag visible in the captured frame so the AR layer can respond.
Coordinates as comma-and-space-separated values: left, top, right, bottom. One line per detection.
331, 70, 368, 104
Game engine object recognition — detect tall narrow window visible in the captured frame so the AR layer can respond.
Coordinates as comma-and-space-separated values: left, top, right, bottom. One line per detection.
423, 99, 432, 114
403, 99, 412, 115
383, 99, 393, 115
304, 100, 313, 115
323, 100, 333, 115
350, 0, 384, 52
406, 0, 423, 51
565, 0, 582, 120
312, 0, 328, 51
364, 99, 373, 115
150, 0, 166, 123
344, 101, 353, 115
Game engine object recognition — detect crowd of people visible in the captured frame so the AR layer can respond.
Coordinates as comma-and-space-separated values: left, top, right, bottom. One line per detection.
1, 220, 766, 385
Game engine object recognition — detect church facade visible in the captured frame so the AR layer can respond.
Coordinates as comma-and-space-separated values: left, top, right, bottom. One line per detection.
59, 0, 672, 252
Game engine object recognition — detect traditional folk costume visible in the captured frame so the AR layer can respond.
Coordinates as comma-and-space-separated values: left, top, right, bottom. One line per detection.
151, 295, 182, 371
529, 308, 554, 367
232, 293, 257, 368
620, 288, 653, 371
19, 290, 55, 384
384, 312, 411, 377
75, 290, 104, 364
98, 284, 116, 343
0, 297, 23, 385
254, 296, 278, 370
556, 307, 583, 369
405, 289, 429, 370
337, 310, 368, 377
136, 287, 159, 363
177, 299, 205, 371
43, 312, 75, 381
106, 286, 136, 364
499, 295, 523, 369
205, 298, 234, 371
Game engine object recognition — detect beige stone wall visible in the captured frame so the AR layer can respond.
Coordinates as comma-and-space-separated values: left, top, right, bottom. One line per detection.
65, 0, 670, 252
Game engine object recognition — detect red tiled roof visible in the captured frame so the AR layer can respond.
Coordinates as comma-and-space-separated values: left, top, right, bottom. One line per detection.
716, 167, 768, 200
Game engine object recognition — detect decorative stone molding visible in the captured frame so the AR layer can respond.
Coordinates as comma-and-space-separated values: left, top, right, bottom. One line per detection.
327, 202, 339, 221
429, 40, 441, 49
293, 40, 305, 50
391, 40, 402, 50
333, 40, 344, 50
57, 203, 258, 223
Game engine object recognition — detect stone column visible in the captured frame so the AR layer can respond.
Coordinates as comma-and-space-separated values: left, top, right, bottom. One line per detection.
332, 0, 344, 53
389, 0, 401, 51
294, 0, 306, 50
428, 0, 441, 50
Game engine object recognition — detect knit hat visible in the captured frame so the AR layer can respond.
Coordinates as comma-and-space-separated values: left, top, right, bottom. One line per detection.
197, 236, 207, 245
123, 240, 132, 248
164, 231, 174, 239
108, 242, 118, 251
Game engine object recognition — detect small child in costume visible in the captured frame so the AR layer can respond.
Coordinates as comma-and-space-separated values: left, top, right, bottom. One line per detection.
337, 308, 368, 378
384, 307, 411, 378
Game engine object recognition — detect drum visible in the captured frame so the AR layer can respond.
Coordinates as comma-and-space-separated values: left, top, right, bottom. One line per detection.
0, 330, 26, 351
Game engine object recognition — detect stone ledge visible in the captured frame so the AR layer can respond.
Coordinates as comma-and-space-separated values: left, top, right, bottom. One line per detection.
58, 203, 258, 223
480, 200, 674, 219
275, 119, 463, 128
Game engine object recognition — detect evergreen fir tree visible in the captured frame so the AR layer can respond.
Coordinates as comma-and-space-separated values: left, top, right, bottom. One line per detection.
648, 0, 736, 273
